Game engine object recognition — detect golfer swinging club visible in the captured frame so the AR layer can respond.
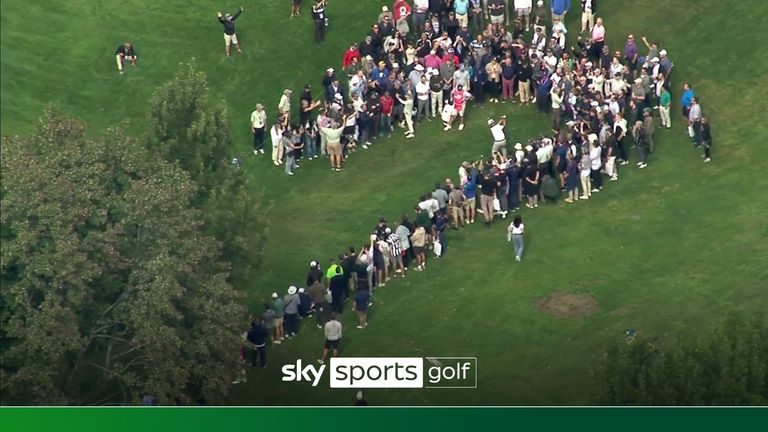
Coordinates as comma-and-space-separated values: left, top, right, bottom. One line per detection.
488, 115, 508, 157
217, 6, 244, 57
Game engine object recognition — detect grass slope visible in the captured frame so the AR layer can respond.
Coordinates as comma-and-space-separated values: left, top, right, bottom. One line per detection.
2, 0, 767, 405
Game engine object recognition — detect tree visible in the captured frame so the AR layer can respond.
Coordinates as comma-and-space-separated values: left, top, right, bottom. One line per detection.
596, 312, 768, 405
147, 61, 267, 288
1, 107, 246, 405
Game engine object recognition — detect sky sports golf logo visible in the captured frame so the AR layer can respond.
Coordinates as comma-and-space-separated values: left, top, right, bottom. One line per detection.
281, 357, 477, 389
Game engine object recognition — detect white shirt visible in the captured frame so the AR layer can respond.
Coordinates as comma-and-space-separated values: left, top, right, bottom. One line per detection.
270, 125, 283, 147
415, 81, 430, 100
250, 109, 266, 128
490, 124, 506, 141
552, 21, 567, 34
589, 145, 602, 170
508, 222, 525, 235
515, 0, 532, 8
278, 94, 291, 114
419, 198, 439, 218
324, 320, 342, 341
414, 0, 429, 13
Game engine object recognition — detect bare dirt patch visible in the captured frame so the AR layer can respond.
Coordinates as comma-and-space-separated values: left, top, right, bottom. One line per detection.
537, 292, 599, 318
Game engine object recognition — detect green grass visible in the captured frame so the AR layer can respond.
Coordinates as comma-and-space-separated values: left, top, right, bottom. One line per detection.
2, 0, 767, 405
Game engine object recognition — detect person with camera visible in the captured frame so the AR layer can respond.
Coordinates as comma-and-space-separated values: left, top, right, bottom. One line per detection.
312, 0, 328, 43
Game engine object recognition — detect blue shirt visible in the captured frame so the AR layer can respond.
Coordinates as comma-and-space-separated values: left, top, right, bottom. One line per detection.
454, 0, 470, 15
552, 0, 571, 15
463, 169, 478, 199
681, 89, 695, 108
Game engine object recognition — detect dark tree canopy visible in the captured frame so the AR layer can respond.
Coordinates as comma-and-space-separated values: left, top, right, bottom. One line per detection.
1, 107, 246, 405
597, 312, 768, 405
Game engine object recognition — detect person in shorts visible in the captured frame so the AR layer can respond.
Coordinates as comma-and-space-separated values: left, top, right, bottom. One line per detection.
444, 84, 471, 131
318, 312, 342, 364
217, 7, 243, 57
515, 0, 532, 31
353, 288, 370, 329
319, 113, 347, 171
271, 292, 285, 343
488, 0, 506, 31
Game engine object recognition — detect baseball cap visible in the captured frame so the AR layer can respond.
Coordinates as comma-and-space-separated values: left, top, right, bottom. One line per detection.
288, 286, 297, 295
271, 292, 278, 298
659, 49, 668, 56
487, 119, 495, 125
382, 6, 388, 12
326, 67, 334, 73
514, 143, 523, 150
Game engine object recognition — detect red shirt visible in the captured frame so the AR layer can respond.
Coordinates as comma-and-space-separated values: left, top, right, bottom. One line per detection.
452, 90, 467, 111
342, 48, 360, 69
379, 95, 394, 115
393, 0, 412, 21
442, 54, 460, 66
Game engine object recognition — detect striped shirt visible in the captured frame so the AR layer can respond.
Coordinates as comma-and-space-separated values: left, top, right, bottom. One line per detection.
386, 233, 403, 256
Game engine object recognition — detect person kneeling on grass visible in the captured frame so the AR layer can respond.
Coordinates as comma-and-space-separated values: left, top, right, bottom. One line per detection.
115, 42, 137, 74
318, 312, 342, 364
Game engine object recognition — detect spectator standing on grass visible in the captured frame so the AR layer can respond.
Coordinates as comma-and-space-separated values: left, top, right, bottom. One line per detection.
320, 113, 348, 171
580, 0, 596, 33
564, 152, 580, 202
217, 7, 244, 57
246, 319, 268, 368
271, 292, 285, 343
353, 288, 371, 329
308, 276, 328, 328
115, 42, 137, 74
284, 286, 301, 338
523, 158, 540, 208
411, 223, 427, 271
261, 303, 277, 345
318, 312, 342, 364
551, 0, 570, 22
642, 109, 655, 154
659, 86, 671, 129
688, 97, 703, 148
312, 0, 328, 43
507, 216, 525, 262
632, 120, 648, 169
681, 82, 695, 118
478, 171, 498, 227
250, 104, 267, 155
291, 0, 302, 17
701, 117, 712, 162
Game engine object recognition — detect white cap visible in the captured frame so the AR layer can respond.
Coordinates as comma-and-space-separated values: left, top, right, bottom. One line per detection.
326, 67, 334, 73
272, 292, 278, 298
310, 260, 318, 267
298, 287, 306, 294
590, 101, 600, 107
288, 286, 297, 295
382, 6, 389, 12
659, 49, 667, 56
334, 93, 343, 100
588, 133, 598, 142
525, 145, 533, 152
392, 62, 400, 68
414, 64, 424, 71
650, 57, 659, 63
537, 0, 543, 5
385, 227, 392, 234
585, 62, 593, 67
514, 143, 523, 150
487, 118, 495, 125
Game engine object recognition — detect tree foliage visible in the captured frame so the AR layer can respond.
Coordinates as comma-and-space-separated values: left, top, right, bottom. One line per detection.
1, 107, 246, 405
596, 312, 768, 405
147, 61, 267, 286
